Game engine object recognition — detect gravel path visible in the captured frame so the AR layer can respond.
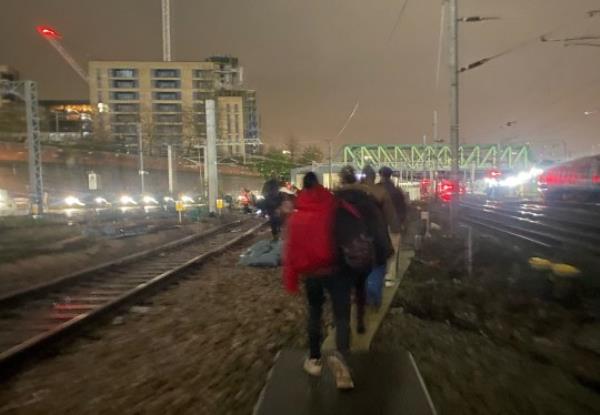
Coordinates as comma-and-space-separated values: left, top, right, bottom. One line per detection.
0, 232, 306, 415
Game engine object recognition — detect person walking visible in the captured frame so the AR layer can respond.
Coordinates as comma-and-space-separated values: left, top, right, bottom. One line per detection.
283, 172, 354, 390
337, 166, 393, 332
377, 167, 407, 284
262, 172, 282, 240
239, 188, 252, 214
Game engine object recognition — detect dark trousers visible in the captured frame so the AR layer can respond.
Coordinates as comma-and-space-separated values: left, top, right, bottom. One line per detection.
355, 272, 367, 324
267, 209, 281, 238
305, 274, 352, 359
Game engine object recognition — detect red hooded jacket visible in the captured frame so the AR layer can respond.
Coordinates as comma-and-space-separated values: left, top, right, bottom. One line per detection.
283, 185, 336, 293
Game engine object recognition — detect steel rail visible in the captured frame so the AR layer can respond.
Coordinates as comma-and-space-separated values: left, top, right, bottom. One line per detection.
0, 219, 264, 373
0, 220, 243, 307
462, 207, 600, 253
459, 201, 600, 260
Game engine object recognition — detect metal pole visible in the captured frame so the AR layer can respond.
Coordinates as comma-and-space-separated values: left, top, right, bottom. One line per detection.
167, 144, 174, 194
138, 124, 145, 194
24, 81, 44, 215
203, 146, 208, 198
466, 225, 473, 276
161, 0, 172, 62
206, 100, 218, 214
198, 144, 204, 196
55, 112, 59, 133
328, 140, 333, 189
449, 0, 460, 233
433, 110, 439, 142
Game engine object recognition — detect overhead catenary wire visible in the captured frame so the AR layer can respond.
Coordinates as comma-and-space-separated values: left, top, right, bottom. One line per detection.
333, 101, 360, 140
331, 0, 409, 143
461, 9, 600, 73
387, 0, 410, 44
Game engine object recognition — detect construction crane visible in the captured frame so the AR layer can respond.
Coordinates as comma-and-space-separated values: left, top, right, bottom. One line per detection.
36, 25, 89, 84
162, 0, 172, 61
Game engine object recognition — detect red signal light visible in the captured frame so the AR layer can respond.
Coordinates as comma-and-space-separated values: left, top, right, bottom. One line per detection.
36, 26, 62, 40
488, 169, 502, 178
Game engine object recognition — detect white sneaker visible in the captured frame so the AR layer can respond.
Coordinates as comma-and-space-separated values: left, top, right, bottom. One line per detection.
328, 354, 354, 390
303, 358, 323, 377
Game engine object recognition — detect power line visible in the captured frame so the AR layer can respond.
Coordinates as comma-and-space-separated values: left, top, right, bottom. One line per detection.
334, 101, 360, 140
387, 0, 410, 43
460, 9, 600, 74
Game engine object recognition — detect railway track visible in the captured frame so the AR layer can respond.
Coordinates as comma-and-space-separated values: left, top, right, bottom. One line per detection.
0, 218, 264, 372
459, 200, 600, 267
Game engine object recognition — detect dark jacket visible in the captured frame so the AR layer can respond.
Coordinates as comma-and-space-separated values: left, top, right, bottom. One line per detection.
261, 178, 281, 212
339, 182, 401, 232
334, 188, 393, 267
378, 180, 407, 225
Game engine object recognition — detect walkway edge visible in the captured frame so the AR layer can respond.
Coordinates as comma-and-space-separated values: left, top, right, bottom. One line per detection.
323, 249, 415, 352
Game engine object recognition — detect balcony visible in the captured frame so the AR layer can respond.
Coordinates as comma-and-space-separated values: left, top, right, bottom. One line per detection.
152, 69, 180, 78
110, 69, 138, 79
153, 79, 181, 89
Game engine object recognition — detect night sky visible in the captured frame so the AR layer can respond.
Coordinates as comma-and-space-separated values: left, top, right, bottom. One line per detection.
2, 0, 599, 155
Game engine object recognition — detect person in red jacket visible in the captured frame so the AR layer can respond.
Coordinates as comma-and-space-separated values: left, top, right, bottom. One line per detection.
283, 172, 354, 389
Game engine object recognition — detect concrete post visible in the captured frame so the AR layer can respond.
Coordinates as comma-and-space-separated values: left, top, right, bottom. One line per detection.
449, 0, 460, 234
167, 144, 174, 194
206, 100, 218, 214
137, 123, 145, 194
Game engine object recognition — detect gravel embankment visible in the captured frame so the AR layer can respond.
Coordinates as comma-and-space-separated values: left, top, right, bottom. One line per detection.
373, 236, 600, 415
0, 216, 237, 295
0, 233, 306, 415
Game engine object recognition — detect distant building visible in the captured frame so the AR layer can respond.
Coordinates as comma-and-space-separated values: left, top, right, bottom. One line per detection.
207, 56, 243, 90
217, 94, 245, 158
38, 100, 93, 141
0, 65, 19, 107
88, 57, 260, 157
218, 89, 261, 156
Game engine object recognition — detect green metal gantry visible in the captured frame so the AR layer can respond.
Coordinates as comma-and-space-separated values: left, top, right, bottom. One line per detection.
342, 144, 532, 172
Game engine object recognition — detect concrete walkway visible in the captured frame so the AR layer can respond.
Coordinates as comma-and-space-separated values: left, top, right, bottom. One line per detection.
323, 249, 415, 352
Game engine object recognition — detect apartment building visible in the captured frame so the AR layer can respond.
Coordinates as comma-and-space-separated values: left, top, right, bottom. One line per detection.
217, 95, 244, 157
89, 57, 256, 157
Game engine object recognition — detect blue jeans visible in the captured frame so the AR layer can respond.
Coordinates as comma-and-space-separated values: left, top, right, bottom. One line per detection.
366, 265, 386, 307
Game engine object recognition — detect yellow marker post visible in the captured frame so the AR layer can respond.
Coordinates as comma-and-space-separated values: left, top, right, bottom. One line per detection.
175, 200, 185, 223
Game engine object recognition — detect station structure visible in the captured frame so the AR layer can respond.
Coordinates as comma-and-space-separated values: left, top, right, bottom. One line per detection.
292, 143, 533, 190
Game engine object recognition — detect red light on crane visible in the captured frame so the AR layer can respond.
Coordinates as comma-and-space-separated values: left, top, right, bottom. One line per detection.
36, 26, 62, 40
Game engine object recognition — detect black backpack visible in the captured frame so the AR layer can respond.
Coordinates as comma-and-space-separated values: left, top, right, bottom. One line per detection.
334, 189, 392, 271
341, 233, 375, 272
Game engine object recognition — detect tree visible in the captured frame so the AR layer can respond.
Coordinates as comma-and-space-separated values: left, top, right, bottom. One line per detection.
298, 145, 324, 165
252, 147, 296, 181
286, 133, 299, 162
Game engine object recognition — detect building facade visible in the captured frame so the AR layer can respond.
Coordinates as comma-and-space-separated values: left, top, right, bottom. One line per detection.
39, 100, 93, 141
0, 65, 19, 107
217, 95, 244, 158
89, 57, 259, 158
